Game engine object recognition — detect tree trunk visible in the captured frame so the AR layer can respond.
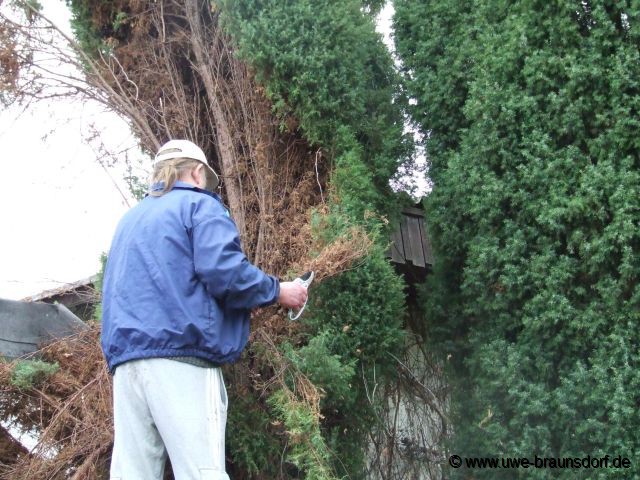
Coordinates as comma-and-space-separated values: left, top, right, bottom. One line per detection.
185, 0, 247, 241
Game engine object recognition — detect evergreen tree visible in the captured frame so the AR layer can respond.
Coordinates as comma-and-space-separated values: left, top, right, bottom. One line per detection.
395, 1, 640, 478
221, 2, 412, 476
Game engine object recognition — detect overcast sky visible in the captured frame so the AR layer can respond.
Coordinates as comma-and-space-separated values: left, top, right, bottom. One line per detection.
0, 2, 146, 300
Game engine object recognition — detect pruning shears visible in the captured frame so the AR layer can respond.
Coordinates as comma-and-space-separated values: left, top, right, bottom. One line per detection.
288, 271, 315, 321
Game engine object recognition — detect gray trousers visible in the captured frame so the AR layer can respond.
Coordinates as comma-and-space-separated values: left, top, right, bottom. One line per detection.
110, 358, 230, 480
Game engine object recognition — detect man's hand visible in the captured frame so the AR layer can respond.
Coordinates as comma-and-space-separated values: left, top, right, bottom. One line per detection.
278, 281, 308, 309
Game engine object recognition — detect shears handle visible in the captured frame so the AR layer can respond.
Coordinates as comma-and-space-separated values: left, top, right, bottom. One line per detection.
288, 271, 314, 321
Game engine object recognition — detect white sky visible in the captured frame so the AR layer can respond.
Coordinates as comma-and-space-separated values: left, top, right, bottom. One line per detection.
0, 1, 424, 301
0, 1, 147, 300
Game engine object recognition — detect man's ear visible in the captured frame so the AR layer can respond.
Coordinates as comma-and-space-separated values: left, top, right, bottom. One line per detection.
192, 163, 206, 188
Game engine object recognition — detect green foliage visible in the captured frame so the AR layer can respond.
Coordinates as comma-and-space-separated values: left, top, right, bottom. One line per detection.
304, 247, 406, 477
329, 127, 389, 224
65, 0, 114, 60
123, 165, 147, 201
10, 360, 59, 389
268, 389, 339, 480
284, 331, 373, 478
93, 252, 107, 321
226, 392, 281, 477
278, 246, 407, 478
395, 0, 640, 476
221, 0, 383, 144
218, 1, 412, 477
394, 0, 475, 161
285, 333, 357, 411
220, 0, 411, 218
362, 3, 386, 15
307, 247, 406, 368
112, 11, 128, 33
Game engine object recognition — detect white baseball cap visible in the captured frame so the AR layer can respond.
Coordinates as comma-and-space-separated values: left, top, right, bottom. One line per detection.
153, 139, 220, 191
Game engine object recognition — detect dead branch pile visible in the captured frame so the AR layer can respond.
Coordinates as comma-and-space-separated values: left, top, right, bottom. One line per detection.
0, 327, 111, 479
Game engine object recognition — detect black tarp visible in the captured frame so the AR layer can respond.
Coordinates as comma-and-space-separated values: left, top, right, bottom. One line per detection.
0, 298, 88, 359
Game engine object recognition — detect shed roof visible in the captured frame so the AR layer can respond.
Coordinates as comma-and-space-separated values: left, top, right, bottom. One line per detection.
21, 275, 99, 322
21, 275, 99, 304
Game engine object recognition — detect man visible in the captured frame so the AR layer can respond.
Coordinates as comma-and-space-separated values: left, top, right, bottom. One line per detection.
101, 139, 307, 479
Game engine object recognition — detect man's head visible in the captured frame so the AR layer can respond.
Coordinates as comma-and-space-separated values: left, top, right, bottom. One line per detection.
149, 140, 219, 196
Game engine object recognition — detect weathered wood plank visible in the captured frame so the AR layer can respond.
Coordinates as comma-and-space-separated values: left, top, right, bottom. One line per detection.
389, 227, 405, 263
400, 214, 414, 266
418, 216, 434, 266
406, 214, 426, 267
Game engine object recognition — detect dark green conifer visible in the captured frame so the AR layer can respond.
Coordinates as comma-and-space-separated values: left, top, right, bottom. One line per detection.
395, 1, 640, 476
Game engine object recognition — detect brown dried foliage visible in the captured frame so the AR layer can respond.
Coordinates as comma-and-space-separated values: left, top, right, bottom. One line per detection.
0, 21, 20, 94
0, 327, 112, 479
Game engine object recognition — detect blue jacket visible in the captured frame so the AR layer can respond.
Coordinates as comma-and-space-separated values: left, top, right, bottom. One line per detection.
101, 181, 280, 372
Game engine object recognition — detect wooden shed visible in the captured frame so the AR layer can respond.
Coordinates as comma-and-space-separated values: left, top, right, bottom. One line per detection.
388, 206, 434, 282
21, 275, 99, 321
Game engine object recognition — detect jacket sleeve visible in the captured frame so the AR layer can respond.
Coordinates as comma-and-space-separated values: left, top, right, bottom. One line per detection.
192, 212, 280, 310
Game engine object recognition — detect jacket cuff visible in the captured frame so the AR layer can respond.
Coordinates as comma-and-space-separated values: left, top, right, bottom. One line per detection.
272, 277, 281, 306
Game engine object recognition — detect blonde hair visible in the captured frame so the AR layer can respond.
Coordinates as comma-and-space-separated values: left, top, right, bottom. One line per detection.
149, 157, 201, 197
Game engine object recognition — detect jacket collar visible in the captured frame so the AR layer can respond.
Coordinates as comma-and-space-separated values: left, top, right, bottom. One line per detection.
148, 181, 223, 202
